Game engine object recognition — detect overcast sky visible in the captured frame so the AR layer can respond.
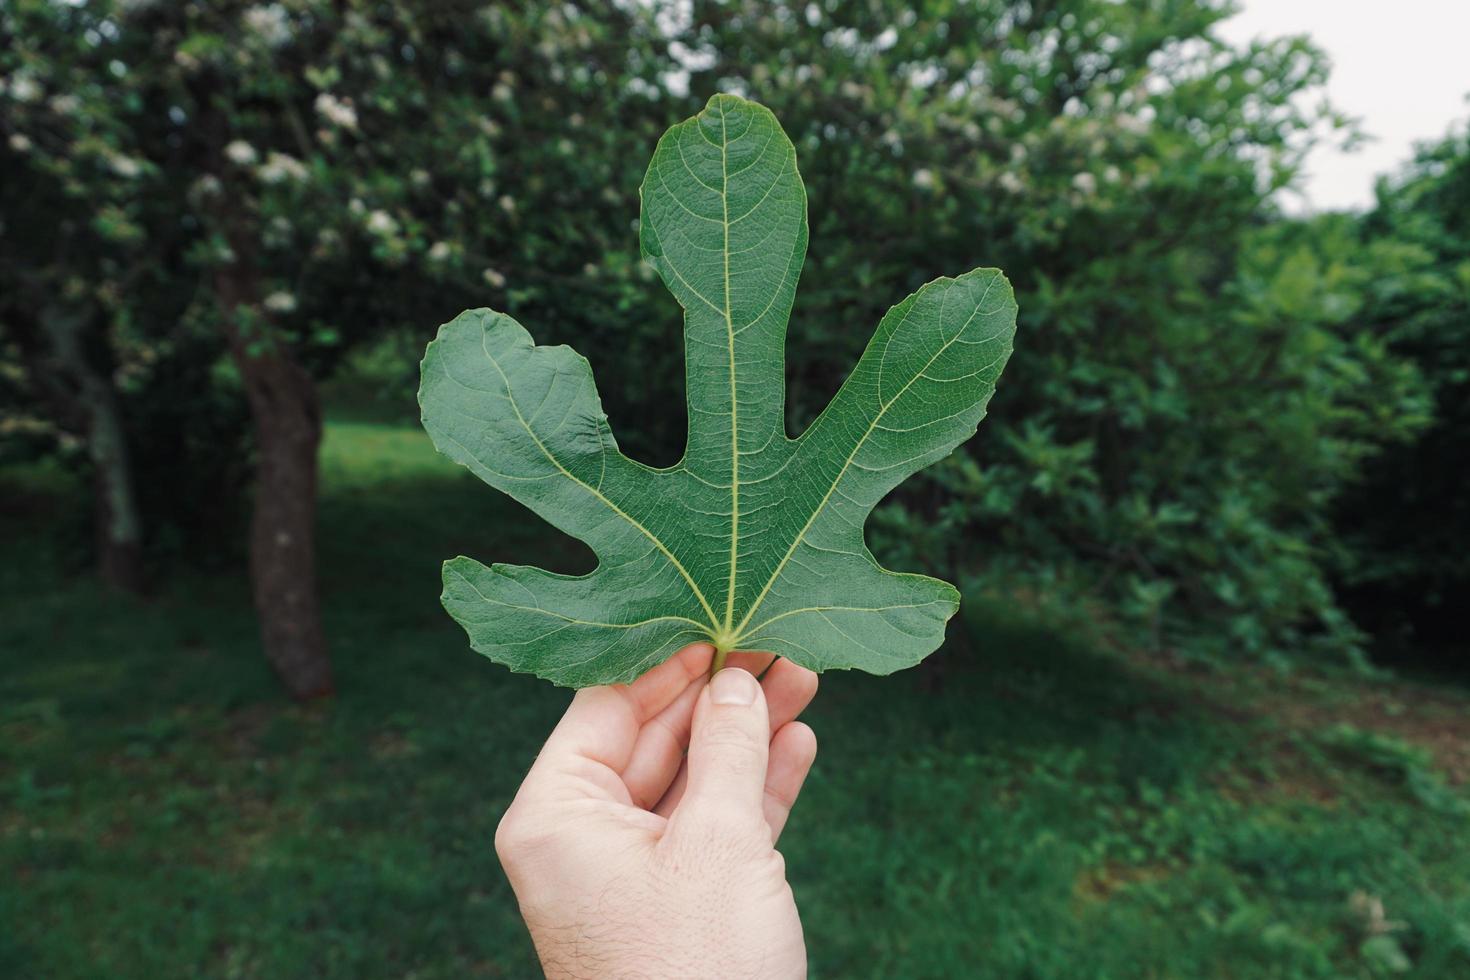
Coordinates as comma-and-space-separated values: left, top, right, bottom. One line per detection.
1217, 0, 1470, 212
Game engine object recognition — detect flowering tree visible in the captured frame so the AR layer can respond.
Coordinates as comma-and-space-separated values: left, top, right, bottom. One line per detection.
3, 0, 678, 697
5, 0, 1426, 685
1, 2, 166, 593
651, 0, 1418, 660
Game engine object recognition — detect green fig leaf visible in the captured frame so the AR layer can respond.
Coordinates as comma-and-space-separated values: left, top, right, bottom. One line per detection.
419, 94, 1017, 687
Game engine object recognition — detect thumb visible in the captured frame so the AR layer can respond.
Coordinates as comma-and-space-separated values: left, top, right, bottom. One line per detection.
676, 667, 770, 828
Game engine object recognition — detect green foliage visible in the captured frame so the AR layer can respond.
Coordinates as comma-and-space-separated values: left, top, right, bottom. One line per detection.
0, 0, 1449, 664
25, 0, 677, 363
629, 0, 1415, 662
1318, 724, 1470, 817
421, 97, 1016, 685
1, 0, 685, 573
1334, 125, 1470, 649
0, 0, 249, 569
5, 417, 1470, 978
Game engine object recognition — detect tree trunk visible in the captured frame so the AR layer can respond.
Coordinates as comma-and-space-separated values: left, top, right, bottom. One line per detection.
16, 307, 147, 593
216, 265, 334, 701
83, 375, 146, 594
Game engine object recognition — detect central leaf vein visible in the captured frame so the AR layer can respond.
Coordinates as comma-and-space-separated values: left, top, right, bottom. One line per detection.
720, 102, 740, 633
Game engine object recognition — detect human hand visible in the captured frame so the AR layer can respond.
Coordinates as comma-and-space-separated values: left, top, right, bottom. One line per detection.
494, 643, 820, 979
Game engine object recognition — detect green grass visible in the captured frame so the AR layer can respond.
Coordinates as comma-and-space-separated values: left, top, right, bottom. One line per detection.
4, 418, 1469, 979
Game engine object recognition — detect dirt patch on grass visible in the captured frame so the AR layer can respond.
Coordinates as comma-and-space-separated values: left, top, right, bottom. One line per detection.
1073, 860, 1173, 903
1243, 678, 1469, 787
1284, 683, 1470, 786
1213, 731, 1345, 806
1137, 649, 1470, 787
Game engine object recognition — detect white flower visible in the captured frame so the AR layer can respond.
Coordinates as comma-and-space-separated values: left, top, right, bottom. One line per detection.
1115, 113, 1148, 135
365, 209, 398, 236
492, 82, 513, 103
582, 263, 598, 278
428, 241, 452, 262
498, 194, 516, 216
314, 92, 358, 130
410, 168, 430, 187
244, 4, 292, 47
109, 155, 144, 179
49, 94, 80, 116
263, 290, 297, 313
482, 267, 506, 288
258, 151, 308, 183
314, 227, 343, 255
9, 75, 41, 103
225, 140, 258, 165
1072, 172, 1097, 196
192, 174, 223, 198
8, 133, 32, 153
998, 172, 1024, 194
1103, 165, 1121, 183
1009, 143, 1028, 164
912, 168, 936, 190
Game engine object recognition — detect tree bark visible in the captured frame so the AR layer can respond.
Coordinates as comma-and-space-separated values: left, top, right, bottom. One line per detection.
83, 372, 146, 594
14, 307, 147, 593
215, 264, 333, 701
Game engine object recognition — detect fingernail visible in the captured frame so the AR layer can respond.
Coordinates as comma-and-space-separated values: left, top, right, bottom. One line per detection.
710, 667, 757, 705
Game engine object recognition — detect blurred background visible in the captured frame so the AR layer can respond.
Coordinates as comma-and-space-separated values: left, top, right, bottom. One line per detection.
2, 0, 1468, 976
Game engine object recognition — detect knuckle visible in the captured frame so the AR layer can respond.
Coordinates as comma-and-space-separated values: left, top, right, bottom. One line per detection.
671, 806, 768, 857
698, 721, 765, 768
494, 807, 549, 863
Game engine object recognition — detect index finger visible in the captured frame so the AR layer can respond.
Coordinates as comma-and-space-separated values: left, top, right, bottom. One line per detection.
533, 643, 714, 775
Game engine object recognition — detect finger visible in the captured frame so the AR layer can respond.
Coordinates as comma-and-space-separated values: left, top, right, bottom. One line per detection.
533, 643, 712, 776
653, 656, 817, 817
619, 652, 802, 808
620, 669, 707, 808
758, 657, 820, 726
724, 650, 776, 677
673, 668, 770, 826
763, 721, 817, 843
623, 653, 770, 811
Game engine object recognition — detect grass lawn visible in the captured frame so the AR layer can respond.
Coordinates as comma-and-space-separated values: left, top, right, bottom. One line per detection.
3, 417, 1469, 979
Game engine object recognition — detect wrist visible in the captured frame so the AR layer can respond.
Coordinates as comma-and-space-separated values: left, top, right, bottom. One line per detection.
525, 902, 771, 980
